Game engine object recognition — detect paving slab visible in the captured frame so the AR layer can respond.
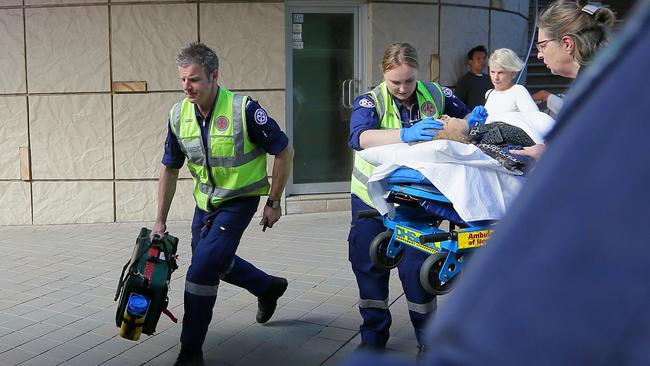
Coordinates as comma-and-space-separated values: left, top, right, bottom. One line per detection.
0, 212, 437, 365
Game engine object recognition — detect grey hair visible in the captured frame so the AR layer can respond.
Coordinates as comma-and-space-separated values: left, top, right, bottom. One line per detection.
175, 42, 219, 75
489, 48, 525, 75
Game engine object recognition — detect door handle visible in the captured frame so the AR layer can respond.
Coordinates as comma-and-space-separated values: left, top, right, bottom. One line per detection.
341, 79, 351, 108
342, 78, 360, 109
348, 79, 359, 109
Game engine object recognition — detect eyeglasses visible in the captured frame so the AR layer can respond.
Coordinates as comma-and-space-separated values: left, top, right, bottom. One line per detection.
536, 38, 557, 52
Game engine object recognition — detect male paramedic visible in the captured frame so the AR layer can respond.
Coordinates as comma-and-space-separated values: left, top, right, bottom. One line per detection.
348, 42, 480, 354
152, 42, 292, 366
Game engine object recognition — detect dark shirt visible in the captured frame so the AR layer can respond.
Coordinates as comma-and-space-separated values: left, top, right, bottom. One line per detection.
348, 84, 470, 151
162, 97, 288, 169
454, 72, 493, 110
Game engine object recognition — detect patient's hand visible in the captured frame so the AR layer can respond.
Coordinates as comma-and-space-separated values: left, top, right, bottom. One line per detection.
510, 143, 546, 160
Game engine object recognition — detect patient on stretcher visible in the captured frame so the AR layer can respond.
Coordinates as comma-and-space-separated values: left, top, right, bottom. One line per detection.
417, 115, 536, 172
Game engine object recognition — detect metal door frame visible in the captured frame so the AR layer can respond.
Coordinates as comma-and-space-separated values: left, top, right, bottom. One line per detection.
285, 1, 367, 195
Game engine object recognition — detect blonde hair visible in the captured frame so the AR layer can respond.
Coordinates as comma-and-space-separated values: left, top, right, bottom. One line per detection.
381, 43, 419, 73
489, 48, 525, 74
539, 0, 616, 66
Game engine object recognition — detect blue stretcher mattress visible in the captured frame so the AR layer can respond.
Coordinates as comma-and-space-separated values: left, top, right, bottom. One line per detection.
384, 168, 465, 224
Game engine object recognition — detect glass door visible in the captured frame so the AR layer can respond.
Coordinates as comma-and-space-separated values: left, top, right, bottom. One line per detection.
286, 5, 364, 194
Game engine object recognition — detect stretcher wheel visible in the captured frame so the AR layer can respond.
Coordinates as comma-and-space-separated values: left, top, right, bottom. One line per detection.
419, 253, 458, 295
369, 230, 403, 269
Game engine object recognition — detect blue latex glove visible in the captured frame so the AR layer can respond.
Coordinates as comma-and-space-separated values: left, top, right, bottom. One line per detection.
399, 117, 444, 143
467, 105, 488, 128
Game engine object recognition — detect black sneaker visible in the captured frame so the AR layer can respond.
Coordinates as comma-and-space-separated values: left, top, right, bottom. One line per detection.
173, 349, 204, 366
256, 276, 288, 323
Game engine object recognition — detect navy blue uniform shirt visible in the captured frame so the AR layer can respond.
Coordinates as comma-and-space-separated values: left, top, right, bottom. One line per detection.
348, 85, 470, 150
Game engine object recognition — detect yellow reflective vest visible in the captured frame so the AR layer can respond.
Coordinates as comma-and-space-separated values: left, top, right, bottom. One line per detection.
169, 87, 269, 211
350, 81, 445, 207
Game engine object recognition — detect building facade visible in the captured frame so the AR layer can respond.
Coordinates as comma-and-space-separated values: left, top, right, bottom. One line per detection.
0, 0, 530, 225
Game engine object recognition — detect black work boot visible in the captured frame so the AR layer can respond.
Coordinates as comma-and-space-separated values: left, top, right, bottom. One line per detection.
256, 276, 288, 323
173, 348, 204, 366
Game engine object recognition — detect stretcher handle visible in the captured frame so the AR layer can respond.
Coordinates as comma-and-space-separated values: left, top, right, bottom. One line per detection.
419, 232, 452, 244
356, 209, 381, 218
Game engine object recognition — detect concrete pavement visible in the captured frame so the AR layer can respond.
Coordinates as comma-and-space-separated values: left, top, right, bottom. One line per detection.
0, 212, 429, 365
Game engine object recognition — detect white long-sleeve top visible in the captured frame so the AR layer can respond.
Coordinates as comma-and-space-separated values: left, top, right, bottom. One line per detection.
484, 84, 539, 114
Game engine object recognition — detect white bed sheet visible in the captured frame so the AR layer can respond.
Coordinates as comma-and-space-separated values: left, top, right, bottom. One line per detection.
359, 140, 525, 222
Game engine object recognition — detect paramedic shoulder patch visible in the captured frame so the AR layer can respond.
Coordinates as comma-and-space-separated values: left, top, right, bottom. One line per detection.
358, 97, 375, 108
421, 101, 435, 117
254, 108, 268, 125
442, 87, 454, 98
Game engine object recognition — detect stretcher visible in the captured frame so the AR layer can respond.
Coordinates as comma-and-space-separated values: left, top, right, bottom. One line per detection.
363, 167, 496, 295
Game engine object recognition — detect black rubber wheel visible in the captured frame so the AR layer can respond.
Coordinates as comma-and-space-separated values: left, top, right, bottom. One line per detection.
419, 253, 459, 295
369, 230, 403, 269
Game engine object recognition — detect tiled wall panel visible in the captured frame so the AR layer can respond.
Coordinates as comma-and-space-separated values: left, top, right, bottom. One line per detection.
0, 183, 31, 225
115, 180, 195, 222
32, 181, 113, 224
440, 6, 489, 86
369, 3, 438, 87
1, 1, 25, 5
29, 95, 113, 179
111, 4, 197, 92
0, 9, 25, 94
490, 11, 529, 56
26, 6, 109, 93
200, 3, 284, 90
113, 92, 184, 179
26, 0, 106, 4
0, 97, 28, 179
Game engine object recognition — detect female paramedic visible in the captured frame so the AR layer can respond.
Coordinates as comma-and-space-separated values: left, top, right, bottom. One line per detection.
347, 42, 476, 354
513, 0, 616, 160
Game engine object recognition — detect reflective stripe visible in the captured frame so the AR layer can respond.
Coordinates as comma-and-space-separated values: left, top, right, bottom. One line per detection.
359, 298, 389, 310
407, 299, 436, 314
185, 280, 219, 296
199, 175, 269, 198
208, 147, 265, 167
172, 102, 182, 135
371, 85, 384, 121
352, 165, 369, 185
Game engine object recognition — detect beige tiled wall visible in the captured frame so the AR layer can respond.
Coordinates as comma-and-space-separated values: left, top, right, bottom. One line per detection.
0, 97, 28, 180
111, 3, 197, 91
0, 9, 26, 94
0, 182, 31, 225
26, 6, 110, 93
115, 180, 195, 222
32, 181, 114, 224
29, 95, 113, 180
369, 3, 439, 87
200, 3, 285, 90
113, 92, 184, 180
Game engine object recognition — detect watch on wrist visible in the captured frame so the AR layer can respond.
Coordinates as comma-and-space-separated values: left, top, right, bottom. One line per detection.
266, 198, 281, 209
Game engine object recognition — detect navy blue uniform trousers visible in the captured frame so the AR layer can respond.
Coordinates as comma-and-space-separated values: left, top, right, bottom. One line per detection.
181, 197, 271, 352
349, 195, 436, 347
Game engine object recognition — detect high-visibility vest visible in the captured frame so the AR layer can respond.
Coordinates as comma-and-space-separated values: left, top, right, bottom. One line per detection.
169, 87, 269, 211
350, 81, 445, 207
